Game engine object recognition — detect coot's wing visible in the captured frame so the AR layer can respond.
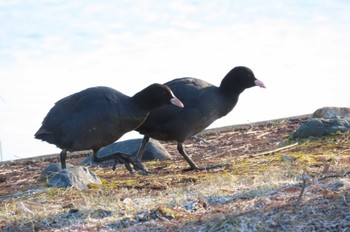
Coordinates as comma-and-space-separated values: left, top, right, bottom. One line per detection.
36, 87, 146, 150
138, 78, 215, 141
37, 87, 118, 132
142, 78, 208, 124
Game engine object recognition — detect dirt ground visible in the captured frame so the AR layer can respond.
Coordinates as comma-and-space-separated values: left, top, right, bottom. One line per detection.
1, 115, 350, 231
0, 115, 306, 197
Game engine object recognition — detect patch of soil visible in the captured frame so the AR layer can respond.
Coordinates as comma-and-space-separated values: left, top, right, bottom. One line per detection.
0, 115, 307, 197
1, 115, 350, 231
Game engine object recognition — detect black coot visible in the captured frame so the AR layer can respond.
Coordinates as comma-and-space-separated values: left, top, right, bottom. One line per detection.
135, 66, 265, 170
35, 83, 184, 171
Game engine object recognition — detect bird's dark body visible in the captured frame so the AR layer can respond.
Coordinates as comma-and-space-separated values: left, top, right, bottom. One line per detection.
135, 66, 265, 170
137, 78, 237, 142
35, 87, 147, 152
35, 83, 183, 171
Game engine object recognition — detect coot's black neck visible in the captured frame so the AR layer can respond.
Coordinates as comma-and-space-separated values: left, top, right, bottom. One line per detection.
132, 92, 157, 111
218, 73, 248, 117
219, 76, 246, 100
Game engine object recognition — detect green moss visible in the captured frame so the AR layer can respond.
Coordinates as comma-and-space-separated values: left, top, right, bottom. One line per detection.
283, 153, 317, 164
45, 187, 64, 197
156, 205, 193, 220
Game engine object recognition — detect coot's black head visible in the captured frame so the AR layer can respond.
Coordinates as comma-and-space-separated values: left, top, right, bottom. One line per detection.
220, 66, 265, 95
133, 83, 184, 111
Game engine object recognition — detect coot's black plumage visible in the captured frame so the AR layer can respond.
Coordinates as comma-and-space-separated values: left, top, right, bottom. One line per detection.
135, 66, 265, 170
35, 84, 184, 171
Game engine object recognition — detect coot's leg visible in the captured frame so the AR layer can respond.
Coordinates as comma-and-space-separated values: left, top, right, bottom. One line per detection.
177, 142, 200, 169
113, 156, 133, 172
112, 160, 118, 171
135, 135, 150, 161
177, 142, 229, 171
60, 150, 67, 169
92, 151, 132, 171
113, 153, 151, 174
92, 151, 152, 174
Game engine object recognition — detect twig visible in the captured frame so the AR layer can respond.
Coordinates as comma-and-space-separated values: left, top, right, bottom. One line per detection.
342, 194, 348, 206
243, 142, 299, 158
321, 163, 330, 174
339, 148, 350, 154
318, 174, 347, 181
256, 131, 272, 139
293, 170, 309, 212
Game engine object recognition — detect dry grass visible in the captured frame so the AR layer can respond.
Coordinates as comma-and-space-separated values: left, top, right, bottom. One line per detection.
1, 115, 350, 231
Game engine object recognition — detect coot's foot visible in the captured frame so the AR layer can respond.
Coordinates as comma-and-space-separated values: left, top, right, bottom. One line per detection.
185, 163, 229, 172
112, 153, 155, 175
92, 152, 153, 174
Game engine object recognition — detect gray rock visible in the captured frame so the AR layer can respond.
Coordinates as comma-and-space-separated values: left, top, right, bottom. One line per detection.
293, 117, 350, 138
312, 107, 350, 119
42, 163, 75, 177
81, 138, 171, 166
48, 165, 101, 190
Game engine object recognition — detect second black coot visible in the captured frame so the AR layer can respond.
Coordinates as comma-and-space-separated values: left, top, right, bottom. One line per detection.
135, 66, 266, 171
34, 83, 184, 172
